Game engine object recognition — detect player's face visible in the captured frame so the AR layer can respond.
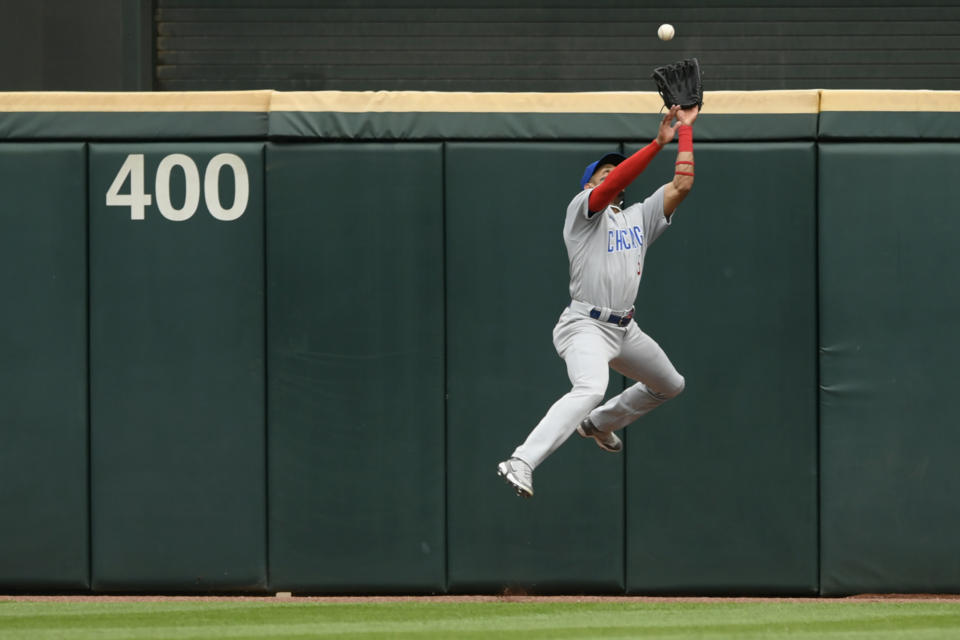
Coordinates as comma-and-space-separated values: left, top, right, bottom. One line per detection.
585, 163, 618, 189
585, 163, 626, 207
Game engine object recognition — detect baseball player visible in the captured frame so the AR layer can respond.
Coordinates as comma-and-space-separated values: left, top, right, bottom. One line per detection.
497, 104, 699, 498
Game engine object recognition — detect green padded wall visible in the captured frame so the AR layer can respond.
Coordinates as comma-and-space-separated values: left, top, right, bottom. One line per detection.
445, 143, 627, 593
0, 144, 88, 589
819, 143, 960, 595
267, 143, 445, 592
623, 143, 819, 594
89, 143, 266, 591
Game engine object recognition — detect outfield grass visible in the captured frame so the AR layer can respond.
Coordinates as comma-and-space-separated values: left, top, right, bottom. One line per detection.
2, 599, 960, 639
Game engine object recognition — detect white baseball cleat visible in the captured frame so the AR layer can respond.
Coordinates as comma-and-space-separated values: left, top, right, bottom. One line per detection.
497, 457, 534, 498
577, 417, 623, 453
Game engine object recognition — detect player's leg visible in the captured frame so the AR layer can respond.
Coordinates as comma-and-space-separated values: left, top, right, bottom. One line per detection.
511, 338, 611, 470
587, 324, 685, 433
510, 318, 617, 471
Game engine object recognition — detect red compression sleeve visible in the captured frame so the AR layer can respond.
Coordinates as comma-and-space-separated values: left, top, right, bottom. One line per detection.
678, 125, 693, 152
588, 140, 662, 212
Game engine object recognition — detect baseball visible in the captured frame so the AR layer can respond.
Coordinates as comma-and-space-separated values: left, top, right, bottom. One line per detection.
658, 24, 675, 41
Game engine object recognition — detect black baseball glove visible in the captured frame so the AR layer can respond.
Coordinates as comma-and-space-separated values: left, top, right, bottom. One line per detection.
651, 58, 703, 111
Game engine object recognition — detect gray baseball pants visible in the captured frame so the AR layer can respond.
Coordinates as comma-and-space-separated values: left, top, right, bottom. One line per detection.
512, 307, 685, 470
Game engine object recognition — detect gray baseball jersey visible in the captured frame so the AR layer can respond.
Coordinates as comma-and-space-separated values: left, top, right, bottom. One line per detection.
564, 185, 671, 311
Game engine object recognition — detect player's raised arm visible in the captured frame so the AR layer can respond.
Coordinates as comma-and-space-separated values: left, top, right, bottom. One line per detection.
663, 105, 698, 218
585, 106, 683, 213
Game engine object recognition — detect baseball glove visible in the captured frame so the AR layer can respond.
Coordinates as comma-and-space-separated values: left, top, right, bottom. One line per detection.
651, 57, 703, 111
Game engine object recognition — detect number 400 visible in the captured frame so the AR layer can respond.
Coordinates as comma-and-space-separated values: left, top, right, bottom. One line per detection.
106, 153, 249, 221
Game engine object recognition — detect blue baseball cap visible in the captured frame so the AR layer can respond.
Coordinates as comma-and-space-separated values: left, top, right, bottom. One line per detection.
580, 152, 627, 189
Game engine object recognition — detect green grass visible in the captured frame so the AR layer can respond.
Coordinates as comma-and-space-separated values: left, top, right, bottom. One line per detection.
1, 599, 960, 639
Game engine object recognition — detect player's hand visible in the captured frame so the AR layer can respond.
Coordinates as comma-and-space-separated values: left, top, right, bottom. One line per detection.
656, 105, 682, 146
677, 104, 699, 126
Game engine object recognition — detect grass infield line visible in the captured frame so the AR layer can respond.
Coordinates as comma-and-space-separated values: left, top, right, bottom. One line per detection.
1, 597, 959, 640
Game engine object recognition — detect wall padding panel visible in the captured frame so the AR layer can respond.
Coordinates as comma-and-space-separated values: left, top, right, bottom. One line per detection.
267, 143, 445, 592
89, 143, 266, 591
445, 143, 627, 593
819, 143, 960, 595
0, 143, 88, 589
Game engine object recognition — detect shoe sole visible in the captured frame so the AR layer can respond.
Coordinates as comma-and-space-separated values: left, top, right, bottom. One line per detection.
577, 424, 622, 453
497, 464, 533, 498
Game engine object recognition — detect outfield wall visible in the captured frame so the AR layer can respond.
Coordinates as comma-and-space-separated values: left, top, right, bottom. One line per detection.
0, 90, 957, 596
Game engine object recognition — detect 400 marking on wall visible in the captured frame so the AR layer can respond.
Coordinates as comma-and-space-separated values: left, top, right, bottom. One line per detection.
106, 153, 249, 221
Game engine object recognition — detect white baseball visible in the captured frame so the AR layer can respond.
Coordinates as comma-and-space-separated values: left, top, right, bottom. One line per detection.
658, 24, 675, 41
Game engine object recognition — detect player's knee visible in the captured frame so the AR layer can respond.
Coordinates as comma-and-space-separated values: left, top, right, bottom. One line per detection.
576, 389, 606, 408
662, 374, 685, 399
570, 381, 606, 407
649, 374, 684, 400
